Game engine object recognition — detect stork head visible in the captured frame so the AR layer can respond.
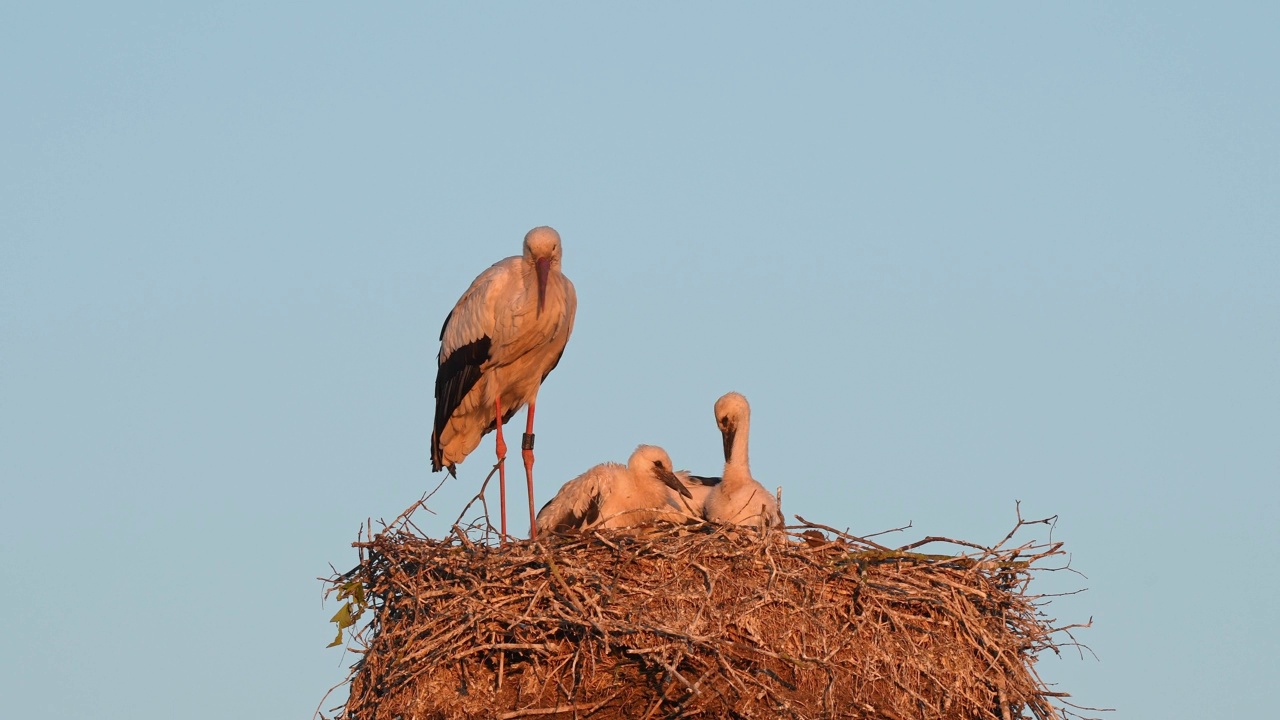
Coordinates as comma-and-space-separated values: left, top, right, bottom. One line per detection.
523, 226, 562, 316
713, 392, 750, 463
630, 444, 692, 499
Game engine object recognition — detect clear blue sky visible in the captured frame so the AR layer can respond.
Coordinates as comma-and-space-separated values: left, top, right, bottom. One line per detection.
3, 3, 1276, 718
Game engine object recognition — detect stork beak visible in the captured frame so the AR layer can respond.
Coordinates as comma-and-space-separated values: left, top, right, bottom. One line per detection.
659, 467, 693, 499
535, 256, 551, 316
722, 424, 736, 463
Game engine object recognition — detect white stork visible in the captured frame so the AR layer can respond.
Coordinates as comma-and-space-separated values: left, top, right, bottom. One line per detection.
535, 445, 695, 535
702, 392, 785, 529
431, 226, 577, 540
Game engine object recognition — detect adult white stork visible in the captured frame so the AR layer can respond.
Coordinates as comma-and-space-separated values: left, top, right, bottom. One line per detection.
431, 226, 577, 540
535, 445, 694, 535
702, 392, 785, 529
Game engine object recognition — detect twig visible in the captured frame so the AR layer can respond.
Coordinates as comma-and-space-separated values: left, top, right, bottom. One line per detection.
498, 695, 615, 719
793, 515, 892, 551
451, 463, 501, 537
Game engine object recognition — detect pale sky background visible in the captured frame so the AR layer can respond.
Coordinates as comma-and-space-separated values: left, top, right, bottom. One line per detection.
3, 3, 1277, 718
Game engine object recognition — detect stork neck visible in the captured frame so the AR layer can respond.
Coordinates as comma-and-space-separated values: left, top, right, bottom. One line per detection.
723, 416, 751, 482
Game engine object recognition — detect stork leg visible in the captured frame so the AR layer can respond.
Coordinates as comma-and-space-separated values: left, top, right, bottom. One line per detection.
493, 395, 508, 541
522, 401, 537, 539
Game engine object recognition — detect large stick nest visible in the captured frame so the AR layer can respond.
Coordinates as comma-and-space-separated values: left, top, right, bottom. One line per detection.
322, 508, 1088, 720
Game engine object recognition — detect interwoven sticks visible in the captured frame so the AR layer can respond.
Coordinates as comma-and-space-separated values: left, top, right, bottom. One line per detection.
323, 513, 1086, 720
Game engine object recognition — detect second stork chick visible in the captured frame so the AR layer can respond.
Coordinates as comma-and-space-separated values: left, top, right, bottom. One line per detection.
702, 392, 784, 529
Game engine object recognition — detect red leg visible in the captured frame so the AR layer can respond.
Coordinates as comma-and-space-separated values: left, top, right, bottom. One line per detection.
522, 401, 537, 539
494, 395, 508, 541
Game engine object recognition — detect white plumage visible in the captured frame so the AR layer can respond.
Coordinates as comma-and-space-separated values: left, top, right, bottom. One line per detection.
536, 445, 694, 535
431, 226, 577, 539
702, 392, 784, 529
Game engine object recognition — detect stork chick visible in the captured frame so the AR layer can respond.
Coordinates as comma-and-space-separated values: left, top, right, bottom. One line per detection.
536, 445, 694, 535
702, 392, 784, 529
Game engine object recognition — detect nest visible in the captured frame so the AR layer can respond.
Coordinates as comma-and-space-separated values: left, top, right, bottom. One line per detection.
321, 508, 1088, 720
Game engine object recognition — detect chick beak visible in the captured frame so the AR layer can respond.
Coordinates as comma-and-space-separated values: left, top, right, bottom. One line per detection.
722, 424, 736, 463
659, 467, 693, 499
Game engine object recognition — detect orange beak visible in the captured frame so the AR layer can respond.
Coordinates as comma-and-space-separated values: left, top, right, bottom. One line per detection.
535, 257, 550, 316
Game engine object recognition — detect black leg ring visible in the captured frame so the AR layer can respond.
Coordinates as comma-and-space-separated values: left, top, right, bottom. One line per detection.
521, 433, 535, 451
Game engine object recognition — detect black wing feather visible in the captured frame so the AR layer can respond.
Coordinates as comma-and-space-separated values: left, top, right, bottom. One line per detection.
431, 335, 492, 472
538, 487, 604, 534
556, 492, 602, 534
